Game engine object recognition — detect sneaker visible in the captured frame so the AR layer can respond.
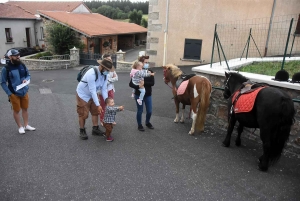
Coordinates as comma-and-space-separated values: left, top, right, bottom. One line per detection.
92, 126, 104, 136
18, 127, 25, 134
106, 136, 114, 142
137, 99, 142, 105
24, 125, 36, 131
138, 125, 145, 131
146, 123, 154, 129
79, 128, 88, 140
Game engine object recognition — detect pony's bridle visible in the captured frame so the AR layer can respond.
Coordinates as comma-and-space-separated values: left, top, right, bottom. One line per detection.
163, 68, 173, 89
224, 74, 232, 91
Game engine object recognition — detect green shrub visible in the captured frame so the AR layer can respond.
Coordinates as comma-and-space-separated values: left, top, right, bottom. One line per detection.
28, 51, 53, 59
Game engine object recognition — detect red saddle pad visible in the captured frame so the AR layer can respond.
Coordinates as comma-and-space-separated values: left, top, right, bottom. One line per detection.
232, 87, 265, 113
177, 80, 189, 95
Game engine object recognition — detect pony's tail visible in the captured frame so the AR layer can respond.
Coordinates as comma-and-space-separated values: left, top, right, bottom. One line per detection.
195, 81, 212, 131
269, 97, 295, 164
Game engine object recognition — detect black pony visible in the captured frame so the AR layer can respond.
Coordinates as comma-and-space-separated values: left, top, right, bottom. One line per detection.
223, 72, 295, 171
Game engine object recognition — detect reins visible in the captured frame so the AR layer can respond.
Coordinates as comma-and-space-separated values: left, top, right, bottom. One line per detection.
165, 82, 173, 89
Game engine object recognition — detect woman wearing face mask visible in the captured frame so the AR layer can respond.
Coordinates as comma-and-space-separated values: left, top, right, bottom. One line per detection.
129, 55, 155, 131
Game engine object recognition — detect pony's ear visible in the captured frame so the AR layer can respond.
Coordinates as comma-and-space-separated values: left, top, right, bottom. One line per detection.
225, 71, 229, 77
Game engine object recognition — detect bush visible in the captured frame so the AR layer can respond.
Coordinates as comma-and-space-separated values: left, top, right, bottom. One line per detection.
141, 18, 148, 28
46, 22, 84, 55
28, 52, 53, 59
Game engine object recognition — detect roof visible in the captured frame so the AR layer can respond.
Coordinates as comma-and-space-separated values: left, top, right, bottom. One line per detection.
38, 11, 148, 37
0, 3, 36, 19
6, 1, 84, 14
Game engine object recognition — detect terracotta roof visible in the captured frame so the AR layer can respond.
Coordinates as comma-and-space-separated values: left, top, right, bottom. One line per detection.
38, 11, 148, 37
0, 3, 36, 19
6, 1, 84, 14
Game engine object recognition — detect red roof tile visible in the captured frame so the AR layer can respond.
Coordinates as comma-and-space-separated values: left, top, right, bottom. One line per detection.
39, 11, 148, 37
0, 3, 36, 19
7, 1, 84, 14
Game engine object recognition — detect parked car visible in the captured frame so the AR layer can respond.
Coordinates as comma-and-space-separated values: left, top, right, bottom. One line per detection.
1, 47, 40, 64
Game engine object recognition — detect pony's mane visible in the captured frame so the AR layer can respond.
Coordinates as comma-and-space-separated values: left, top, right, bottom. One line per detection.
166, 64, 182, 78
231, 72, 248, 83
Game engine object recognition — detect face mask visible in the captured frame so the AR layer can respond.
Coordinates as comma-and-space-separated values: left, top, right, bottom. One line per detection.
143, 63, 149, 69
102, 71, 109, 76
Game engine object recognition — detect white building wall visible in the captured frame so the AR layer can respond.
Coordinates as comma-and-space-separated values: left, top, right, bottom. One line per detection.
72, 4, 90, 13
148, 0, 300, 67
0, 19, 38, 57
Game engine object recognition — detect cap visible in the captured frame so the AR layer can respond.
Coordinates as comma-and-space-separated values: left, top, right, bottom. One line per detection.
291, 72, 300, 83
7, 49, 20, 57
273, 70, 289, 82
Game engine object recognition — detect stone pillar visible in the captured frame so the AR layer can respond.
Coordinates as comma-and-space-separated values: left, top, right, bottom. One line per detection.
116, 49, 126, 61
70, 47, 79, 66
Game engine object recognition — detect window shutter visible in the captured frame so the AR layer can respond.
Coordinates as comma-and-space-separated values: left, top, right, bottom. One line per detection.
183, 39, 202, 60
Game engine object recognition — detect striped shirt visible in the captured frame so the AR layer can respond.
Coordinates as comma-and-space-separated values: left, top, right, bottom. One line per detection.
103, 106, 121, 123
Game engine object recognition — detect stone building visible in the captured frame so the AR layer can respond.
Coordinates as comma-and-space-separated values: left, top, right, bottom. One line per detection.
147, 0, 300, 67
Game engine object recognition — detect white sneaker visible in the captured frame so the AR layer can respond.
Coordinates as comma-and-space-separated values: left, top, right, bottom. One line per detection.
18, 127, 25, 134
24, 125, 36, 131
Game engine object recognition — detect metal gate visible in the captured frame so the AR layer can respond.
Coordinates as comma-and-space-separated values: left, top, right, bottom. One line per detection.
79, 52, 102, 65
79, 52, 117, 68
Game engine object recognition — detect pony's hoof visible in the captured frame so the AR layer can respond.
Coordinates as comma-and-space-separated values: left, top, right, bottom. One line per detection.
180, 121, 184, 124
174, 120, 179, 123
235, 140, 241, 147
258, 165, 268, 172
222, 142, 230, 147
188, 131, 194, 135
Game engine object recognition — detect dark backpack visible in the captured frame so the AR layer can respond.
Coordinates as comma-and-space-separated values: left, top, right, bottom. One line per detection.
77, 66, 98, 83
4, 63, 28, 94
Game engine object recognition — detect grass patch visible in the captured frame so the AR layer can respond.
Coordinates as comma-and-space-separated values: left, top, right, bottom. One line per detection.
238, 61, 300, 78
114, 14, 148, 23
142, 14, 148, 20
28, 52, 53, 59
115, 19, 129, 22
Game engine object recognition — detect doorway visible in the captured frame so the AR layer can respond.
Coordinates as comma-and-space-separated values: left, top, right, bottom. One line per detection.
94, 38, 101, 54
25, 28, 31, 47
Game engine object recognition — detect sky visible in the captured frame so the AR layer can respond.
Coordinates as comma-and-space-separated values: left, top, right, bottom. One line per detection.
0, 0, 148, 3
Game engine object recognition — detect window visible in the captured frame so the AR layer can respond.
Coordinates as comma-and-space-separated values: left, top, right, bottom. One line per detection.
40, 27, 45, 39
183, 38, 202, 60
5, 28, 13, 42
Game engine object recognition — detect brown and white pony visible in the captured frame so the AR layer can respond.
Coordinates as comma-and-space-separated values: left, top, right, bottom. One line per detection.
163, 64, 212, 135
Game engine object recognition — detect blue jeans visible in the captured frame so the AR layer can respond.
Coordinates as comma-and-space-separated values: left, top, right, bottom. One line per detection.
135, 95, 152, 126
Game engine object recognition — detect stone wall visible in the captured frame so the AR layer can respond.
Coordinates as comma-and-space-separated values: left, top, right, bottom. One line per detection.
116, 61, 133, 71
196, 72, 300, 155
21, 47, 80, 70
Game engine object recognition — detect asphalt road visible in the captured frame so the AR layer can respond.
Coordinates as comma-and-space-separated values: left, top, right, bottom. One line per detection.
0, 66, 299, 201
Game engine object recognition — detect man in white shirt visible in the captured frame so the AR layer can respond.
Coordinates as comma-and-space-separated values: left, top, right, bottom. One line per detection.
76, 58, 114, 140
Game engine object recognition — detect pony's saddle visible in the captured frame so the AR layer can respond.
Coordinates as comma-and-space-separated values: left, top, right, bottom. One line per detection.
232, 81, 268, 113
175, 74, 196, 95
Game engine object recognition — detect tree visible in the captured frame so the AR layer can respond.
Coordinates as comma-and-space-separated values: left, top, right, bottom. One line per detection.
141, 18, 148, 28
46, 22, 84, 54
128, 9, 143, 25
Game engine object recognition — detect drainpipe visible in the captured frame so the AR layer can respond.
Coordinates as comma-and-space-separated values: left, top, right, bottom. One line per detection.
264, 0, 276, 57
34, 20, 39, 46
163, 0, 170, 66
